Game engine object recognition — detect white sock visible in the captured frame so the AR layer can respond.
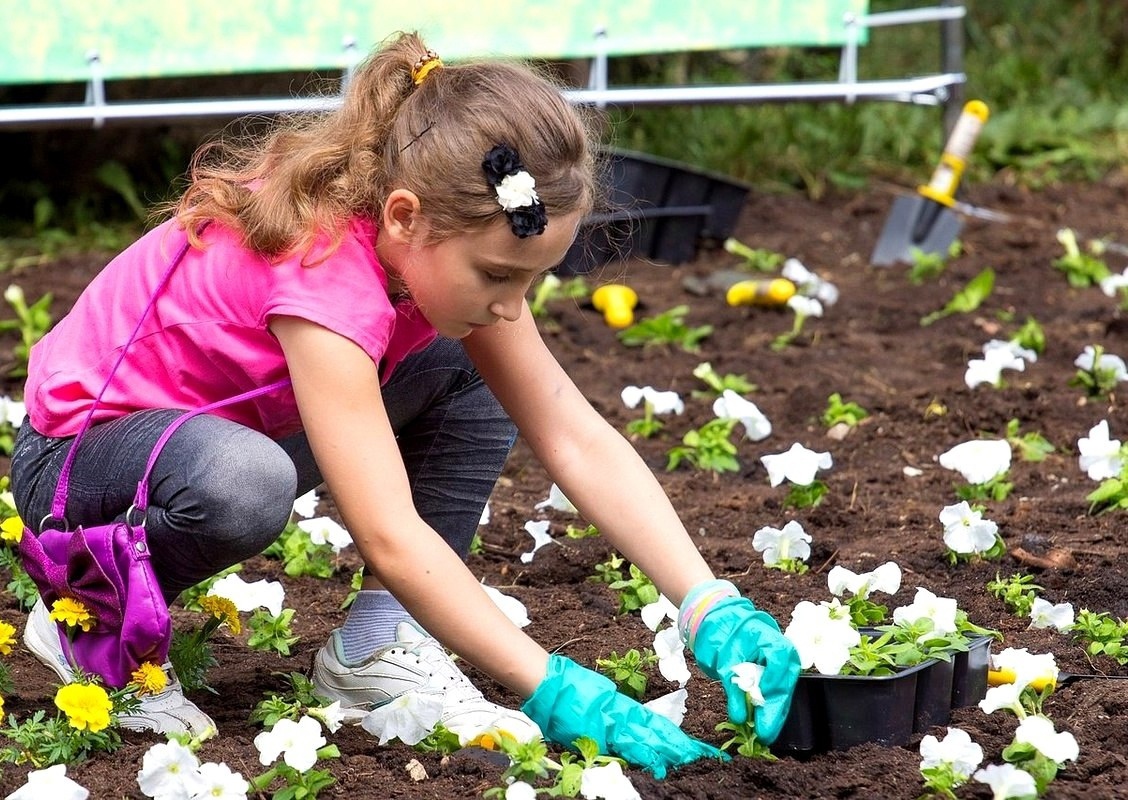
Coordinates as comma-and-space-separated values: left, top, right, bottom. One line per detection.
339, 589, 414, 664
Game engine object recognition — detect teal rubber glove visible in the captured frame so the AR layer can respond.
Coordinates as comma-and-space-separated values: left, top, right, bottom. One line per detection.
690, 596, 801, 744
521, 654, 728, 779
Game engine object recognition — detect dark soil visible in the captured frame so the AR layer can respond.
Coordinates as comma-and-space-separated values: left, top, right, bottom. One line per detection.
3, 174, 1128, 799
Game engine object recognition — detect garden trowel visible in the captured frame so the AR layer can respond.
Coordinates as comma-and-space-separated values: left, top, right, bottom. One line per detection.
870, 100, 990, 266
987, 668, 1128, 692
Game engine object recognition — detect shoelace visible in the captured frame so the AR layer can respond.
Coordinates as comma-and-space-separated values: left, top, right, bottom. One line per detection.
406, 638, 489, 705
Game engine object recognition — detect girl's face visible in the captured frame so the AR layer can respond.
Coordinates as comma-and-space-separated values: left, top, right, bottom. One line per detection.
388, 211, 583, 339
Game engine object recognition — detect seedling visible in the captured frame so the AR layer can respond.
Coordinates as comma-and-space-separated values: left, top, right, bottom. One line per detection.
1070, 343, 1126, 399
771, 295, 822, 351
617, 305, 713, 352
589, 551, 624, 586
987, 572, 1043, 617
1005, 419, 1055, 462
528, 273, 588, 318
906, 239, 961, 285
1011, 316, 1046, 356
822, 393, 869, 427
1070, 609, 1128, 665
1053, 228, 1110, 288
263, 520, 338, 579
724, 237, 785, 272
920, 267, 995, 327
692, 361, 757, 398
666, 417, 741, 474
595, 648, 658, 700
607, 563, 659, 615
0, 284, 53, 378
1084, 464, 1128, 514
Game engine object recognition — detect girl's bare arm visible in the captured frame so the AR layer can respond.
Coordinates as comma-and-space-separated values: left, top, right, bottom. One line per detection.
271, 315, 550, 697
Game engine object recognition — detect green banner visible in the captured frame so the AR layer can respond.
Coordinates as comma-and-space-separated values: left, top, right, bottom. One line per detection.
0, 0, 868, 85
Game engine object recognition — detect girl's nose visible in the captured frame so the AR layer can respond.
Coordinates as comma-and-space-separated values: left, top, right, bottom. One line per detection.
489, 294, 524, 322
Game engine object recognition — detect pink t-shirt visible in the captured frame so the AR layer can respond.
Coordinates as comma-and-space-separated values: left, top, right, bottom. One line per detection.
26, 217, 436, 439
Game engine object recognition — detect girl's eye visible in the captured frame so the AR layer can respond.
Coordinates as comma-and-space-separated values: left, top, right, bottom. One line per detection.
484, 271, 511, 284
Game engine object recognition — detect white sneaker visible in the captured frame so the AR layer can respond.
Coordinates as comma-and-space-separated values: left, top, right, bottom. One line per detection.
23, 597, 216, 737
312, 621, 542, 742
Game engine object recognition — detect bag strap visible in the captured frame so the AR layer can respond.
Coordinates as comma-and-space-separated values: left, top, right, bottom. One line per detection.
49, 230, 292, 521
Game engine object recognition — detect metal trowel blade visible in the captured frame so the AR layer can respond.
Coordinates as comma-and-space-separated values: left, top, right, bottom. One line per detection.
870, 194, 964, 267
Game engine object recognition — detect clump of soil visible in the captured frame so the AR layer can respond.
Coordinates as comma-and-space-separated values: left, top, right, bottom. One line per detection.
2, 174, 1128, 798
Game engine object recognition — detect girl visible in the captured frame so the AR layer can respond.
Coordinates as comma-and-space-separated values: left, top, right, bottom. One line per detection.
13, 32, 799, 777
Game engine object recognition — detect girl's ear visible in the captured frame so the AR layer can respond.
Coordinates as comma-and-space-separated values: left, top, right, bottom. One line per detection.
381, 189, 423, 244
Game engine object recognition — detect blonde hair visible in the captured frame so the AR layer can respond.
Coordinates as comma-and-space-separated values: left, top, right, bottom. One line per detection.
175, 32, 597, 260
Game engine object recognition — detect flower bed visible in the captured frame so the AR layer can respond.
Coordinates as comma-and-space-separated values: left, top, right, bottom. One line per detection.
2, 177, 1128, 798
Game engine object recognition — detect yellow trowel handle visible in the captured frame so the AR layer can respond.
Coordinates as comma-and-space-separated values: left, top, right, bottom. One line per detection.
987, 667, 1056, 692
918, 100, 990, 207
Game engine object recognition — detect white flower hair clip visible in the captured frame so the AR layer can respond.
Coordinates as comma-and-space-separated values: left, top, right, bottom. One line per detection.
482, 143, 548, 238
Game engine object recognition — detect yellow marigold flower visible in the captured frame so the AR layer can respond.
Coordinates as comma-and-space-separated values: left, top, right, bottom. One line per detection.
199, 595, 241, 635
0, 620, 15, 656
50, 597, 95, 632
0, 694, 5, 718
130, 661, 168, 695
0, 516, 23, 543
55, 682, 113, 732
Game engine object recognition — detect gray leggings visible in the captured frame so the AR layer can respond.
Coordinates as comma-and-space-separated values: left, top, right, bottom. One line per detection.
10, 337, 516, 600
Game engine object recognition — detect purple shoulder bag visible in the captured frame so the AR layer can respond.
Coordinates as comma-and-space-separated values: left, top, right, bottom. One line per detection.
18, 234, 289, 688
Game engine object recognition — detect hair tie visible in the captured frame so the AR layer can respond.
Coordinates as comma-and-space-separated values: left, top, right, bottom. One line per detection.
482, 144, 548, 238
411, 51, 443, 86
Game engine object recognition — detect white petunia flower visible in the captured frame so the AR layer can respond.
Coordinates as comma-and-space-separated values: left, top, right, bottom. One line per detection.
827, 561, 901, 599
297, 516, 354, 553
308, 701, 345, 734
731, 662, 766, 707
992, 647, 1059, 691
965, 341, 1029, 388
506, 782, 538, 800
1014, 715, 1080, 764
752, 520, 812, 567
534, 483, 578, 513
620, 385, 684, 415
712, 389, 772, 441
643, 688, 688, 727
137, 738, 204, 798
1075, 345, 1128, 381
640, 594, 679, 632
253, 715, 327, 773
892, 587, 958, 635
8, 764, 89, 800
0, 395, 26, 428
653, 625, 691, 686
1028, 597, 1075, 632
782, 258, 839, 306
1099, 268, 1128, 297
1078, 420, 1124, 480
786, 294, 824, 318
760, 442, 833, 487
973, 763, 1038, 800
192, 762, 249, 800
519, 519, 554, 564
208, 573, 286, 618
360, 691, 444, 746
939, 501, 999, 554
579, 760, 641, 800
986, 338, 1038, 363
481, 583, 531, 628
978, 682, 1026, 716
784, 599, 861, 675
291, 489, 319, 519
919, 726, 984, 779
937, 439, 1011, 484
